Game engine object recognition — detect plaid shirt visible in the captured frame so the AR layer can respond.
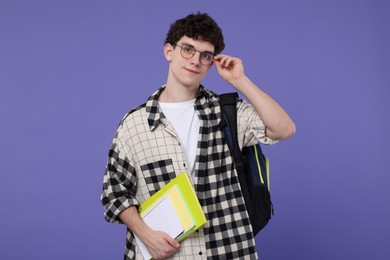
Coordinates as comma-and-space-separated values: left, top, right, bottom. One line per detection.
101, 86, 276, 259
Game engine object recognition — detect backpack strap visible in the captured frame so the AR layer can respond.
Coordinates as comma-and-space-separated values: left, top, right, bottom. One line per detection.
220, 93, 274, 235
219, 92, 245, 175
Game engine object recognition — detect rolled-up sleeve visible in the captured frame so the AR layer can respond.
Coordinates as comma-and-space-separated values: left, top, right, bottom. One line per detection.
237, 99, 278, 147
101, 138, 139, 224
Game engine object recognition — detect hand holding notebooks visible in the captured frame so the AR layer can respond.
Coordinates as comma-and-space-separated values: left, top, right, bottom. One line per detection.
134, 172, 207, 259
134, 195, 183, 260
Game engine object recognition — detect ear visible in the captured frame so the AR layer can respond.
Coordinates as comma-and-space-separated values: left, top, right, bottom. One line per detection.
164, 43, 174, 62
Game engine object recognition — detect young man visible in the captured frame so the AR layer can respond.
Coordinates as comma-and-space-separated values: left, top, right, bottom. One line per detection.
101, 13, 295, 259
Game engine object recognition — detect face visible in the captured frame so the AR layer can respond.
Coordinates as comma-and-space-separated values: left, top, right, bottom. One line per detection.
164, 36, 215, 89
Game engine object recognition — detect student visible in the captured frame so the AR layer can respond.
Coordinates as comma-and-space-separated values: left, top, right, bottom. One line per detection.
101, 12, 295, 260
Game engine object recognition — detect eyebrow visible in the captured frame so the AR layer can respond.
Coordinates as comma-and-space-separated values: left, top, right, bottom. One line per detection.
180, 43, 214, 55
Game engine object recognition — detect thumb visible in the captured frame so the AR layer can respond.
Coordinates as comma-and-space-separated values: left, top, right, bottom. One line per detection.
213, 60, 224, 74
166, 237, 180, 248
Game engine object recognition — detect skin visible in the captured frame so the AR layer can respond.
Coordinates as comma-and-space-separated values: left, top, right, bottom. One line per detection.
213, 55, 296, 140
159, 36, 214, 102
119, 35, 296, 259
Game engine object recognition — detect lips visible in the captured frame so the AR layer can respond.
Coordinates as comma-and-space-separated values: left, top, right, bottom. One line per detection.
184, 67, 200, 74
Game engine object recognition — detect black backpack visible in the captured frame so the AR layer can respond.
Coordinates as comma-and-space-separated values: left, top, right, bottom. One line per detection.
219, 92, 274, 236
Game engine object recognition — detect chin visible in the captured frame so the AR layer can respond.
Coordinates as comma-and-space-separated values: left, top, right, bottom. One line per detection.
181, 79, 201, 89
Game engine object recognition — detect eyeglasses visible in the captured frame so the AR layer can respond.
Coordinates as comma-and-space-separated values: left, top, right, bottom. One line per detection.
176, 44, 214, 66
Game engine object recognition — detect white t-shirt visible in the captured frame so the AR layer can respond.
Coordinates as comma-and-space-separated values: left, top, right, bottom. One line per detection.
158, 99, 200, 177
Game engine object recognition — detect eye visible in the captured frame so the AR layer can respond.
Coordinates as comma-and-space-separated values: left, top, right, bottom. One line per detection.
201, 53, 213, 61
183, 46, 194, 54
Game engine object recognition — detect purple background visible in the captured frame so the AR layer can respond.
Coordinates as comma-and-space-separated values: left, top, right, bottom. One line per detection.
1, 1, 389, 259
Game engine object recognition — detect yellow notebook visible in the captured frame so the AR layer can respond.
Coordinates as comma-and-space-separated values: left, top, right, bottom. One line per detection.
166, 185, 196, 240
139, 172, 207, 241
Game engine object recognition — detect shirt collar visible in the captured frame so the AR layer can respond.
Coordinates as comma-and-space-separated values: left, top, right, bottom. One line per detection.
146, 85, 217, 130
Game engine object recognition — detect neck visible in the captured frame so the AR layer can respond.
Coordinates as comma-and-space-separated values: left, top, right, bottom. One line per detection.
159, 84, 200, 103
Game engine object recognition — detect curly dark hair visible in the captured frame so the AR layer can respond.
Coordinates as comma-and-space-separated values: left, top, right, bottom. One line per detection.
164, 12, 225, 55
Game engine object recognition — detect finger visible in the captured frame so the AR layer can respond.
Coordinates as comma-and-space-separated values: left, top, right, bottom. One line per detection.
220, 55, 231, 65
159, 231, 180, 248
224, 57, 235, 67
165, 237, 179, 248
213, 54, 226, 60
215, 57, 229, 68
213, 54, 229, 64
223, 56, 239, 68
166, 236, 180, 248
222, 58, 235, 68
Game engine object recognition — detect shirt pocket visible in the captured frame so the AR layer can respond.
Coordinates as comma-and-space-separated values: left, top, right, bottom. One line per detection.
140, 159, 176, 196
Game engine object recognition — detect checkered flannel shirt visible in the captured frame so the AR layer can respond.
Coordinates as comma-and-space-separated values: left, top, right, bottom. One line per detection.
101, 86, 276, 259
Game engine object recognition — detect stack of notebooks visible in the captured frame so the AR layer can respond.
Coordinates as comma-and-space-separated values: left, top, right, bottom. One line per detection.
134, 172, 207, 259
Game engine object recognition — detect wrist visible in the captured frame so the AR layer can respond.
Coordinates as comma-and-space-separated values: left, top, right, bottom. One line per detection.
230, 75, 251, 91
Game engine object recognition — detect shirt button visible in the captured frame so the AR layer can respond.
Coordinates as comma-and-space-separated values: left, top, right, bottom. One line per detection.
183, 163, 186, 167
199, 251, 203, 255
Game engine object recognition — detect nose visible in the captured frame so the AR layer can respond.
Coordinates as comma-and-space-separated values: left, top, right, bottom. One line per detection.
189, 51, 201, 66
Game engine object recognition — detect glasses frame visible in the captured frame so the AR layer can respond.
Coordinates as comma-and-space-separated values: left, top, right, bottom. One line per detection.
175, 44, 214, 66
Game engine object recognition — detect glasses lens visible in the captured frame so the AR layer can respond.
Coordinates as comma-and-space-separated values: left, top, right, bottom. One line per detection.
200, 53, 213, 65
181, 46, 194, 58
178, 44, 213, 65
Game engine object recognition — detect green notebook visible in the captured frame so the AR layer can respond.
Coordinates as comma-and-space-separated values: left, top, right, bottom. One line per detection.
139, 172, 207, 241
